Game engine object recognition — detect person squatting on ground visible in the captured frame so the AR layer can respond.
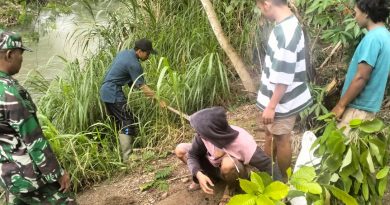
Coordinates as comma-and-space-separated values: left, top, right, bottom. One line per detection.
100, 38, 167, 162
332, 0, 390, 132
0, 30, 76, 204
175, 107, 282, 205
255, 0, 312, 178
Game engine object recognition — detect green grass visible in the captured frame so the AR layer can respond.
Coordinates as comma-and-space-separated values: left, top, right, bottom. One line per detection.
21, 0, 259, 191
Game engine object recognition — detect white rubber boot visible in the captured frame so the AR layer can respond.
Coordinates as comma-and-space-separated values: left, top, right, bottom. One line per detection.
119, 134, 132, 163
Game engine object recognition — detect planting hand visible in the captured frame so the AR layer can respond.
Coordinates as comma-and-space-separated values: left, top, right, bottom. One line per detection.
262, 106, 275, 125
331, 104, 345, 120
196, 171, 214, 195
58, 170, 71, 193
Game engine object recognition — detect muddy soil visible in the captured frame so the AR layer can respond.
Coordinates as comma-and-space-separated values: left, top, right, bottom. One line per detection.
76, 104, 305, 205
77, 104, 390, 205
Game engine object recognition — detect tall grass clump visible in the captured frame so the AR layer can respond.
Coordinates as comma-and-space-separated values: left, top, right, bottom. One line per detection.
32, 48, 116, 133
22, 0, 259, 189
38, 114, 124, 191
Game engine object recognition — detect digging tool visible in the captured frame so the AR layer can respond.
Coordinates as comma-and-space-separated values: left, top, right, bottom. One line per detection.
166, 105, 190, 121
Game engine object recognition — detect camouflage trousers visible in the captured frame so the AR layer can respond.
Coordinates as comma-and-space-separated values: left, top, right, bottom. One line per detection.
6, 182, 76, 205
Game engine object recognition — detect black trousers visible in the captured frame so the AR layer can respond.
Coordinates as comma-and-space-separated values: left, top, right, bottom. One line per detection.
105, 102, 137, 136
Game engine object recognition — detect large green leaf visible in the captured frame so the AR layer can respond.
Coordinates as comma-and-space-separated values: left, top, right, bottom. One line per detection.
378, 175, 388, 197
287, 190, 305, 198
240, 179, 260, 195
367, 176, 378, 198
351, 145, 360, 169
326, 131, 346, 155
306, 182, 323, 194
326, 185, 358, 205
369, 142, 382, 165
341, 176, 352, 193
255, 195, 274, 205
317, 112, 335, 121
349, 119, 363, 128
352, 166, 363, 183
359, 150, 374, 173
362, 179, 369, 201
340, 164, 356, 180
291, 166, 316, 182
369, 138, 386, 165
366, 152, 375, 173
228, 194, 256, 205
273, 201, 285, 205
376, 166, 390, 179
359, 119, 384, 133
251, 171, 265, 192
353, 180, 361, 195
319, 122, 336, 144
340, 147, 352, 170
258, 172, 273, 187
292, 181, 309, 193
286, 167, 292, 179
263, 181, 289, 200
325, 156, 342, 172
313, 200, 324, 205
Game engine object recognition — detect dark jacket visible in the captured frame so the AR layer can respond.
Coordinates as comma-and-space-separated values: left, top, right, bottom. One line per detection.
187, 107, 282, 181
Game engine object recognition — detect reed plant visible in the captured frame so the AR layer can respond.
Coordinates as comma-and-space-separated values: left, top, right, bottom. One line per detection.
38, 114, 124, 191
22, 0, 258, 190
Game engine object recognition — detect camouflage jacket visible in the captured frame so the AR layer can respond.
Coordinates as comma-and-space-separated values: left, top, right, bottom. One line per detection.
0, 71, 64, 195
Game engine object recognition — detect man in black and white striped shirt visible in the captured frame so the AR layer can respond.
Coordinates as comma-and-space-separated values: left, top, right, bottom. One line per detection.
256, 0, 312, 178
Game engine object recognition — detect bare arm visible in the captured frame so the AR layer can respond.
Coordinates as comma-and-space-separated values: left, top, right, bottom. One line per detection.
262, 84, 288, 124
332, 63, 372, 119
139, 84, 155, 98
139, 84, 167, 107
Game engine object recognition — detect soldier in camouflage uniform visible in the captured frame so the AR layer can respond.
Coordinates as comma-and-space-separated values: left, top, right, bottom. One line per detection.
0, 30, 76, 204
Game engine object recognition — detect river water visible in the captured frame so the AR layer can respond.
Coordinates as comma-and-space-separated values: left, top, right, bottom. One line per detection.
16, 2, 108, 82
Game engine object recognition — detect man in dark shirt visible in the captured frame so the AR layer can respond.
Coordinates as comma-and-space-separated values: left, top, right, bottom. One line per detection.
100, 38, 166, 162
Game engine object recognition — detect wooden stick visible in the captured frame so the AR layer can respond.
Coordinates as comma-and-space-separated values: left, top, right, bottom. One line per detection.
167, 106, 190, 121
129, 174, 192, 192
318, 41, 342, 69
167, 174, 192, 182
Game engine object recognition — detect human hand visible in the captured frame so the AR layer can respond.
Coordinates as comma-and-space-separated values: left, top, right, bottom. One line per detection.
58, 170, 71, 193
140, 85, 155, 98
159, 100, 167, 108
196, 171, 214, 195
262, 106, 275, 125
331, 104, 346, 120
144, 89, 155, 98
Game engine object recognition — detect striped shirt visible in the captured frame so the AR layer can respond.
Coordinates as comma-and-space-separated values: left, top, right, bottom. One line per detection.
257, 15, 312, 118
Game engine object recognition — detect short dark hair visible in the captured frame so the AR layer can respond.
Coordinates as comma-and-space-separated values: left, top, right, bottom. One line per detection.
355, 0, 390, 23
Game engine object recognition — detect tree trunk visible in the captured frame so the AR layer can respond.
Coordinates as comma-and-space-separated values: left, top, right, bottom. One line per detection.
199, 0, 257, 94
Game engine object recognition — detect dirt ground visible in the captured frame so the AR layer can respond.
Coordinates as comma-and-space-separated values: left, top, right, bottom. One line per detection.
76, 104, 305, 205
77, 103, 390, 205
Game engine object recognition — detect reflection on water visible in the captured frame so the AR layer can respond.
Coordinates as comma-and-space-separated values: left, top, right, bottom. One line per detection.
17, 2, 107, 82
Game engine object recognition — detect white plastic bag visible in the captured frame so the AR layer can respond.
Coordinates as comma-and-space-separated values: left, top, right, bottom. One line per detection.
290, 131, 322, 205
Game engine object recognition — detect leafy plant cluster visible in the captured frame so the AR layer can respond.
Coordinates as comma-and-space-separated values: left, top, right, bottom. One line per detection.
299, 84, 329, 131
295, 0, 362, 46
0, 0, 31, 27
140, 166, 174, 192
312, 115, 390, 204
229, 116, 390, 205
0, 0, 74, 28
228, 167, 357, 205
38, 113, 125, 192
